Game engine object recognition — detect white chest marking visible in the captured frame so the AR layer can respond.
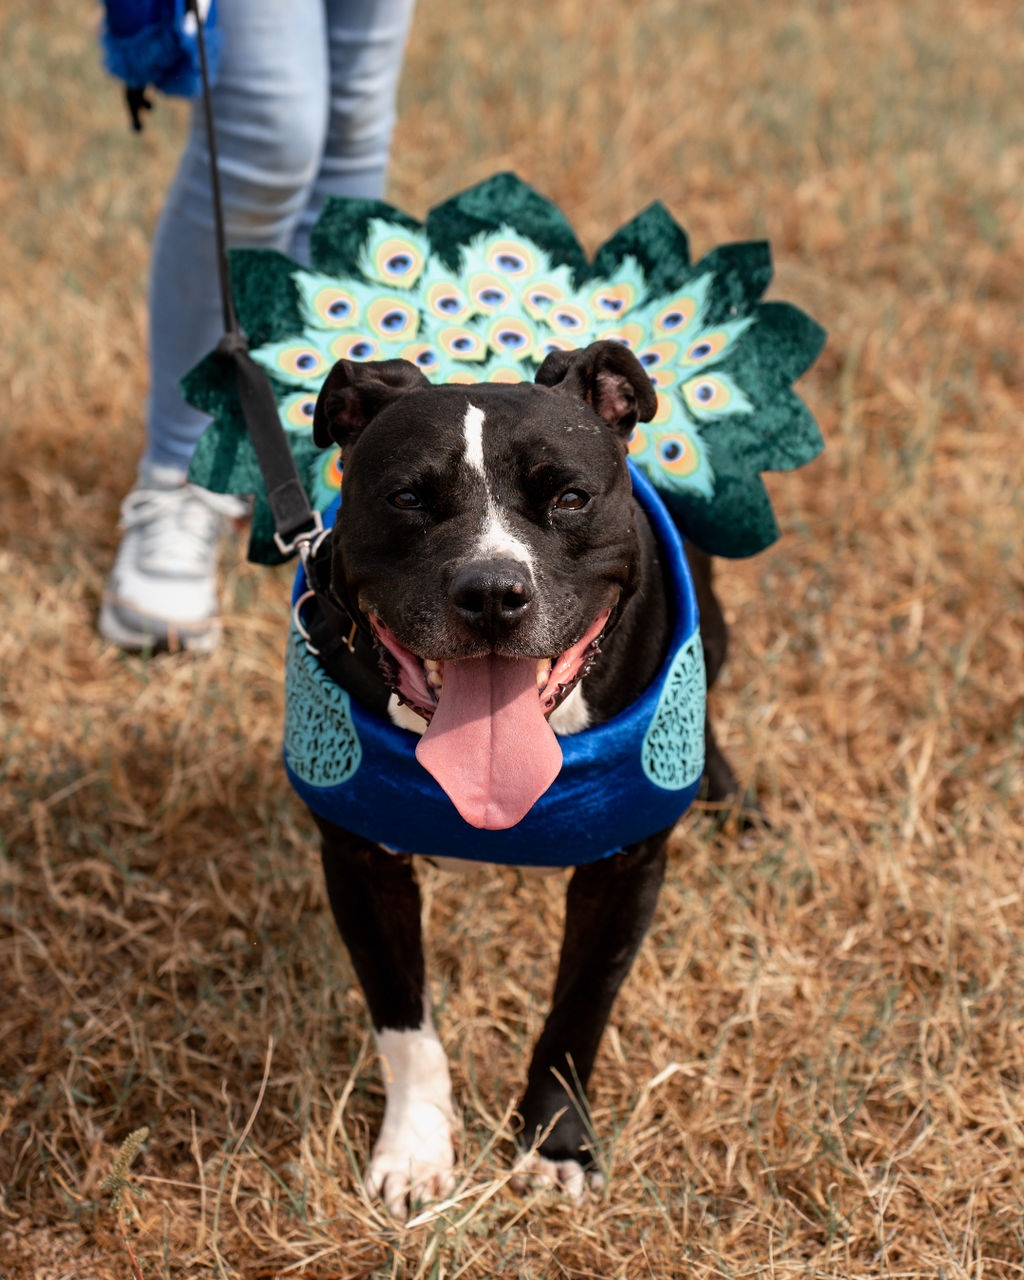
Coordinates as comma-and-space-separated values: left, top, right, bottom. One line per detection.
548, 685, 592, 736
388, 693, 428, 735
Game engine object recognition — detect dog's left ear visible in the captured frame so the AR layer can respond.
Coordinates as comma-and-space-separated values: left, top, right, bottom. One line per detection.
313, 358, 431, 449
535, 340, 658, 440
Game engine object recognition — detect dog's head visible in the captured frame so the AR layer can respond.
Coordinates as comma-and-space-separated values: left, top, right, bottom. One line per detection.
313, 340, 658, 829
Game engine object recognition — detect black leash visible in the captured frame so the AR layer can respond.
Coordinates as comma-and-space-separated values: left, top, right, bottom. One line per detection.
186, 2, 391, 708
188, 0, 322, 560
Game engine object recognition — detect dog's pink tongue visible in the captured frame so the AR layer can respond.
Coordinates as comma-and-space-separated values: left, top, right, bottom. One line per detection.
415, 654, 562, 830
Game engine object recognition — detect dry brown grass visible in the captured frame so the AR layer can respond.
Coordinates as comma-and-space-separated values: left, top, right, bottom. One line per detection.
2, 0, 1022, 1275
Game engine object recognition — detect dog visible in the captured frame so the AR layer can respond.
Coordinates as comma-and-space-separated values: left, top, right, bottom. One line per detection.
290, 339, 737, 1216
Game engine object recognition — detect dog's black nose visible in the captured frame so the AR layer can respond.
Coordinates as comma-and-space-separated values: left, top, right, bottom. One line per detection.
450, 560, 533, 635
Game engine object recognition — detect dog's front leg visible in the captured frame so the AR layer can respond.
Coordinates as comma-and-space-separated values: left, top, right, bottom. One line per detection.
514, 830, 670, 1196
315, 816, 456, 1218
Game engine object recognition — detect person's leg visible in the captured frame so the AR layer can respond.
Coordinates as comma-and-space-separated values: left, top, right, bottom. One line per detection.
102, 0, 331, 650
102, 0, 417, 650
288, 0, 416, 265
146, 0, 331, 473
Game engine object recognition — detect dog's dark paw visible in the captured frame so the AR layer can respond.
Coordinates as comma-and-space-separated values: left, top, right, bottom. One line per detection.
697, 784, 769, 833
513, 1087, 603, 1200
699, 725, 768, 830
510, 1150, 603, 1201
699, 749, 741, 808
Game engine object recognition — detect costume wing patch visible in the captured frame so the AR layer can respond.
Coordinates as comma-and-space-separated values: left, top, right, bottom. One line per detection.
185, 173, 826, 563
283, 629, 362, 788
641, 632, 707, 791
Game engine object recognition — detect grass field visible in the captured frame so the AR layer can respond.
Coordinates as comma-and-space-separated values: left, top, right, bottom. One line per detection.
1, 0, 1022, 1275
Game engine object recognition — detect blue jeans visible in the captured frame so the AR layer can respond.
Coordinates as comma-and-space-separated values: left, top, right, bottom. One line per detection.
145, 0, 415, 472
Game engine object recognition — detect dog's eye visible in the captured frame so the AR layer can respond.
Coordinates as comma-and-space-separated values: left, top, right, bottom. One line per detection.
554, 489, 590, 511
388, 489, 423, 510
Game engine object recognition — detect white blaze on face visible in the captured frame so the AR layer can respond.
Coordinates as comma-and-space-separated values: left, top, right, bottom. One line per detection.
461, 402, 536, 577
463, 402, 487, 476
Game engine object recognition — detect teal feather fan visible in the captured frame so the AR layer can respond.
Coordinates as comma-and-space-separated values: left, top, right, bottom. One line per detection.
185, 172, 826, 563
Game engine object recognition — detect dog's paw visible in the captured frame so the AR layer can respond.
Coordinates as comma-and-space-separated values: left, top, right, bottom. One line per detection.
366, 1023, 457, 1219
509, 1150, 604, 1202
365, 1100, 456, 1219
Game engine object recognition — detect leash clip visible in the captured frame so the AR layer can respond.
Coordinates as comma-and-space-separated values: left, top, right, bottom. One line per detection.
275, 509, 325, 560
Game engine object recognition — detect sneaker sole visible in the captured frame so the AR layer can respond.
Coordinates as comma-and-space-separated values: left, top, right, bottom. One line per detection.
98, 599, 221, 654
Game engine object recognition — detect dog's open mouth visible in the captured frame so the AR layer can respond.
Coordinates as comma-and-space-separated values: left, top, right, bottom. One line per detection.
368, 611, 610, 832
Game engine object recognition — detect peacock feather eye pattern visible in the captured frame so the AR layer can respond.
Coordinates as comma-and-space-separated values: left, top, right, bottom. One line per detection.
628, 420, 715, 500
399, 341, 441, 372
481, 234, 541, 279
521, 278, 567, 321
186, 173, 825, 564
545, 300, 592, 337
679, 317, 754, 368
466, 270, 513, 314
642, 274, 713, 339
250, 337, 332, 386
436, 325, 488, 362
634, 340, 681, 390
587, 255, 645, 319
293, 271, 366, 330
357, 220, 428, 288
327, 333, 380, 363
589, 281, 637, 317
280, 391, 319, 433
309, 447, 344, 508
462, 230, 547, 283
682, 372, 754, 418
421, 268, 473, 323
657, 433, 704, 479
365, 295, 420, 343
485, 314, 538, 359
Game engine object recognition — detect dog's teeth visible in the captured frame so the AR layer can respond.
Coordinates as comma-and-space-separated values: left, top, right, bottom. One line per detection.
424, 659, 443, 690
536, 659, 549, 690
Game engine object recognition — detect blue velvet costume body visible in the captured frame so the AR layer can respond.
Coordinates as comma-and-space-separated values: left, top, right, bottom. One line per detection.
283, 465, 706, 868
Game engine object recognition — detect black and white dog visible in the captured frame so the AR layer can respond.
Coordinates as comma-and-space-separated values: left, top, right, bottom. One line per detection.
299, 339, 734, 1216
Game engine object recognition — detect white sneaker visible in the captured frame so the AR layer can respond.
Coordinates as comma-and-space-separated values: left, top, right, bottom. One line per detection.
99, 463, 249, 652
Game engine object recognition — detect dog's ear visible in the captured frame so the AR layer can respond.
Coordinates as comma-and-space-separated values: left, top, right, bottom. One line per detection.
313, 358, 431, 449
534, 340, 658, 440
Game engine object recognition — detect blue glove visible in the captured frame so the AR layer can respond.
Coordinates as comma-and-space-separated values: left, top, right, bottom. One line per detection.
100, 0, 223, 129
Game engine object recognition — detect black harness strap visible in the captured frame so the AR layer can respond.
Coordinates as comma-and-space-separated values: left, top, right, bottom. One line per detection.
301, 537, 390, 715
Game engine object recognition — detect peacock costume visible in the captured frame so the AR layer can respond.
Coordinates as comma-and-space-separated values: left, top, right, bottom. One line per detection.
186, 173, 826, 866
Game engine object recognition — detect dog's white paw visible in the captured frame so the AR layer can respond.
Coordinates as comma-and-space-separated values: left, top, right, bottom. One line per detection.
510, 1150, 604, 1202
365, 1099, 456, 1219
367, 1024, 456, 1219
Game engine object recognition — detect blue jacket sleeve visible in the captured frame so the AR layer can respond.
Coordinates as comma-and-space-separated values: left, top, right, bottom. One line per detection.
100, 0, 222, 96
